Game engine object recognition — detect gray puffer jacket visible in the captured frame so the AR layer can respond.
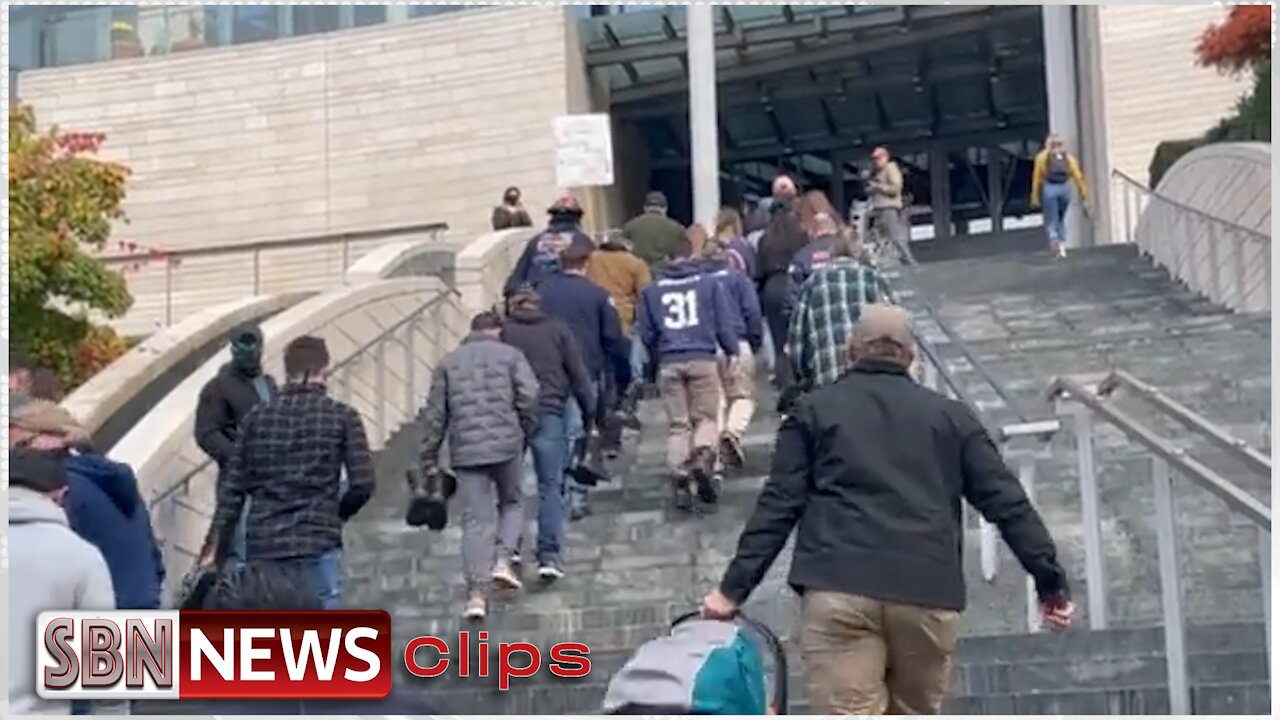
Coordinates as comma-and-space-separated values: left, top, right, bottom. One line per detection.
420, 333, 539, 470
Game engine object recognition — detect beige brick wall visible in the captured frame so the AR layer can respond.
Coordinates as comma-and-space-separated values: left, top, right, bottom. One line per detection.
1098, 5, 1250, 185
18, 6, 589, 253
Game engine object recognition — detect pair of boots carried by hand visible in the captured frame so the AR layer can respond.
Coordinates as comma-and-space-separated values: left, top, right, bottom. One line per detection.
405, 465, 458, 531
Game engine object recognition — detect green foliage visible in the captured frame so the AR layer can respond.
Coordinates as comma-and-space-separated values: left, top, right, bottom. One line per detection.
1148, 58, 1271, 189
9, 105, 134, 388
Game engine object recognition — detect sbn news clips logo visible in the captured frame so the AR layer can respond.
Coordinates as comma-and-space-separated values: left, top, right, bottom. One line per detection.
37, 610, 593, 700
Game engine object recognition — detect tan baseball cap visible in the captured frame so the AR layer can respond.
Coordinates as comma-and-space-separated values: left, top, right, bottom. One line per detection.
851, 304, 914, 349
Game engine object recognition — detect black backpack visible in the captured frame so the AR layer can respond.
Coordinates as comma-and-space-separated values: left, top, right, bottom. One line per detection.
1045, 152, 1071, 183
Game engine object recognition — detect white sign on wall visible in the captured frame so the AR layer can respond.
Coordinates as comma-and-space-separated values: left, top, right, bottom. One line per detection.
554, 114, 614, 188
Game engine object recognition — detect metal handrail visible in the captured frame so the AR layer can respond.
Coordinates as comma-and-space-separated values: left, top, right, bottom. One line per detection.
97, 221, 451, 266
1112, 170, 1268, 241
1049, 376, 1270, 528
148, 286, 459, 509
99, 221, 449, 327
1112, 169, 1269, 314
883, 236, 1035, 424
1097, 370, 1272, 476
1047, 373, 1270, 713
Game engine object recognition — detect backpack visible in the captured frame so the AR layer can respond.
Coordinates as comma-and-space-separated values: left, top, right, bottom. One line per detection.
602, 612, 788, 715
1045, 151, 1071, 183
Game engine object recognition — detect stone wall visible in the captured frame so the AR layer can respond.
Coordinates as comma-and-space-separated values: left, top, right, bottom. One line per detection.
18, 6, 601, 253
1097, 5, 1249, 185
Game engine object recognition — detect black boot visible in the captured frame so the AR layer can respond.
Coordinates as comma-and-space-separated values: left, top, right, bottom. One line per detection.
405, 466, 456, 531
688, 446, 719, 504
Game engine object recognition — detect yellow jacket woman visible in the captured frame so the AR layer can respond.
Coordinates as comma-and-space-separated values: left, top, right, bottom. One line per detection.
1030, 135, 1089, 257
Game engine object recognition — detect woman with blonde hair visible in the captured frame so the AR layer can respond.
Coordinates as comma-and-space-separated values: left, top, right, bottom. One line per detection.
1031, 133, 1089, 258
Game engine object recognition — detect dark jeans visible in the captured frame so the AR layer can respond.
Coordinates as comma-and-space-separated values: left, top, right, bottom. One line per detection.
759, 273, 794, 389
529, 410, 570, 563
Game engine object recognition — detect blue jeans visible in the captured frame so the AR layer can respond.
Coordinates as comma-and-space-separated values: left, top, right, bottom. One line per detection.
305, 547, 342, 610
1042, 181, 1072, 244
529, 410, 569, 562
629, 322, 647, 382
565, 380, 600, 513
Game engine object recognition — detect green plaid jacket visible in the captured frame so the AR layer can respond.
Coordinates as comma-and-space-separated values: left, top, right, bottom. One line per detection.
787, 258, 887, 391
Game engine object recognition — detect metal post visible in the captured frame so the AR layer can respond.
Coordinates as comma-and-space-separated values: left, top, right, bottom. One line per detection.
404, 319, 417, 415
1151, 457, 1190, 714
342, 237, 351, 273
1019, 455, 1042, 632
1234, 232, 1247, 309
687, 4, 720, 230
373, 339, 386, 440
1260, 527, 1271, 672
1122, 182, 1132, 243
164, 260, 174, 327
1073, 406, 1108, 628
1207, 222, 1222, 303
339, 365, 352, 405
929, 143, 952, 241
987, 145, 1004, 233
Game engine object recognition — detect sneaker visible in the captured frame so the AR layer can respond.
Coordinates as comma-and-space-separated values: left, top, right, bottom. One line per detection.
719, 432, 746, 469
538, 559, 565, 581
511, 551, 522, 567
463, 594, 487, 621
491, 559, 522, 590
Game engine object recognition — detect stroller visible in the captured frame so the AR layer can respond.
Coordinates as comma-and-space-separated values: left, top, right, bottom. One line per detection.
602, 611, 788, 715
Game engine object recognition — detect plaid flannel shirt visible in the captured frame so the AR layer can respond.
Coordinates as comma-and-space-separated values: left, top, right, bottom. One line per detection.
207, 384, 374, 561
787, 258, 886, 392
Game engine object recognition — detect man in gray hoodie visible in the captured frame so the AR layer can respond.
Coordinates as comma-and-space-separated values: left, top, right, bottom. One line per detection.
8, 448, 118, 716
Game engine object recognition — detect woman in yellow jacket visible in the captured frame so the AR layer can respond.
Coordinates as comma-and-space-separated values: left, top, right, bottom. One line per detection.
1031, 134, 1089, 258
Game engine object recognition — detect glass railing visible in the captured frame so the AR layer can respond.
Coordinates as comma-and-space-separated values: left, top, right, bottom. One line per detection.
8, 4, 483, 72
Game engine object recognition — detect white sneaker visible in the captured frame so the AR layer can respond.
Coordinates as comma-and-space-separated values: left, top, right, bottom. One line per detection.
492, 559, 523, 590
463, 594, 486, 620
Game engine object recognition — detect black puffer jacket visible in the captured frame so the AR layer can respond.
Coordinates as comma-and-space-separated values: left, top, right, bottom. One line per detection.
194, 363, 278, 468
501, 308, 596, 419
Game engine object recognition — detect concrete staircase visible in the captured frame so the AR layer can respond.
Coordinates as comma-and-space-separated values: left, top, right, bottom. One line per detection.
894, 245, 1270, 631
335, 243, 1270, 714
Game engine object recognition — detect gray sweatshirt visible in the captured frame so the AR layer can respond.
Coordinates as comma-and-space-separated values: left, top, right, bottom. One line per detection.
8, 487, 120, 716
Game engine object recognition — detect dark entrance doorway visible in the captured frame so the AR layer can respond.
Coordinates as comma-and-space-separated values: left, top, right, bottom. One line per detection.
580, 5, 1048, 243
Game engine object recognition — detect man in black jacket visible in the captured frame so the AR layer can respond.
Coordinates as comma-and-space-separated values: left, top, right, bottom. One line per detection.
194, 323, 278, 561
501, 287, 596, 580
199, 336, 373, 611
703, 304, 1073, 715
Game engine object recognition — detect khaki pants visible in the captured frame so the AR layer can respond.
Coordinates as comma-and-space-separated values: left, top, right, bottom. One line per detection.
717, 342, 756, 440
657, 359, 721, 473
800, 591, 959, 715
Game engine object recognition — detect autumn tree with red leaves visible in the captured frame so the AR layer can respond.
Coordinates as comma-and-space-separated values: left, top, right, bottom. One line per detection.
9, 105, 134, 389
1196, 4, 1272, 74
